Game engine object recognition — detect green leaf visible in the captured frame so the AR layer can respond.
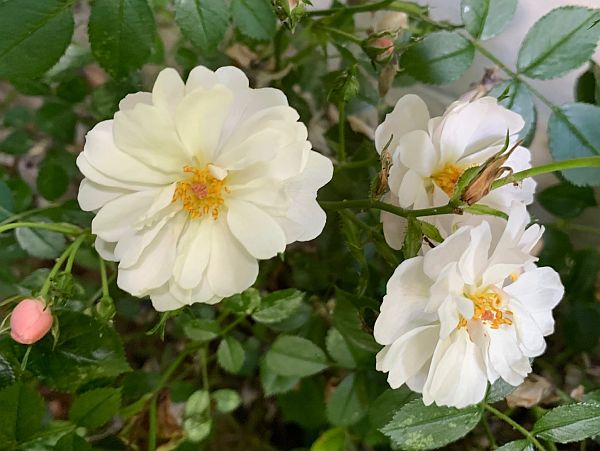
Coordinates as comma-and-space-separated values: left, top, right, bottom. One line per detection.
223, 288, 261, 314
403, 216, 423, 258
69, 387, 121, 430
0, 355, 15, 390
265, 335, 328, 378
252, 289, 304, 324
532, 402, 600, 443
419, 220, 444, 244
0, 180, 15, 221
461, 0, 517, 40
231, 0, 277, 41
333, 290, 380, 354
54, 432, 92, 451
496, 440, 534, 451
538, 182, 597, 218
0, 0, 74, 79
487, 378, 517, 403
184, 418, 212, 443
212, 389, 241, 413
217, 336, 245, 374
326, 374, 367, 427
517, 6, 600, 79
0, 382, 44, 447
325, 328, 355, 368
185, 390, 210, 416
35, 100, 77, 143
175, 0, 230, 55
259, 359, 299, 396
3, 106, 30, 128
88, 0, 156, 77
183, 318, 220, 342
24, 311, 130, 392
15, 223, 66, 259
368, 387, 416, 431
490, 80, 537, 146
310, 427, 346, 451
548, 103, 600, 186
37, 163, 70, 201
381, 398, 483, 450
0, 130, 31, 156
401, 31, 474, 85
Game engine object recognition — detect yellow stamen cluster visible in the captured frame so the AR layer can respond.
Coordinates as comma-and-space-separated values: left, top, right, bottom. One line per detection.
173, 165, 228, 219
431, 163, 464, 197
459, 290, 513, 330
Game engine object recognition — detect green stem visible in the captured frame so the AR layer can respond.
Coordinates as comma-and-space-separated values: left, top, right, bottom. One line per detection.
482, 414, 498, 449
307, 0, 397, 16
338, 101, 347, 163
0, 222, 82, 236
200, 347, 210, 392
64, 234, 87, 273
491, 156, 600, 190
220, 316, 247, 336
467, 37, 555, 109
98, 257, 110, 298
147, 397, 157, 451
0, 203, 62, 226
39, 237, 84, 298
319, 25, 363, 44
20, 346, 32, 371
484, 403, 547, 451
320, 198, 460, 218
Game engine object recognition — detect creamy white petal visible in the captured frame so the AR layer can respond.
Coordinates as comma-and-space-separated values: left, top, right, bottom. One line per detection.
397, 169, 426, 208
94, 237, 117, 262
113, 104, 188, 172
458, 223, 491, 286
227, 199, 286, 259
423, 331, 488, 408
152, 68, 185, 117
117, 214, 186, 296
91, 188, 164, 242
398, 130, 439, 177
78, 179, 130, 212
375, 95, 430, 155
487, 326, 531, 386
172, 219, 213, 289
423, 226, 471, 280
504, 267, 564, 335
207, 220, 259, 298
376, 325, 439, 389
175, 85, 233, 161
381, 193, 407, 251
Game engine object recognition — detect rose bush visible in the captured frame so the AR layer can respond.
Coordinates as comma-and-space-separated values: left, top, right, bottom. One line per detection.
0, 1, 599, 450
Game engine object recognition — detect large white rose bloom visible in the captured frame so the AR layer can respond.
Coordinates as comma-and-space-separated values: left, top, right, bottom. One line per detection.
375, 94, 536, 249
374, 203, 564, 408
77, 66, 333, 311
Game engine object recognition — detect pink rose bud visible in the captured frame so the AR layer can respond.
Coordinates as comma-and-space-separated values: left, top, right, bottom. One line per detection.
373, 37, 395, 60
10, 298, 53, 345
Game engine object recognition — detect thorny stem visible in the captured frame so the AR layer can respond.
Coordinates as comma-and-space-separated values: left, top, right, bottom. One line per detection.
320, 198, 460, 218
492, 156, 600, 189
466, 37, 556, 110
338, 101, 347, 163
484, 403, 547, 451
0, 221, 82, 236
0, 203, 63, 226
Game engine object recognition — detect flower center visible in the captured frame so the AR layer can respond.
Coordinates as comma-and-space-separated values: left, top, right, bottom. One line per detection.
431, 163, 463, 197
459, 290, 513, 329
173, 165, 228, 219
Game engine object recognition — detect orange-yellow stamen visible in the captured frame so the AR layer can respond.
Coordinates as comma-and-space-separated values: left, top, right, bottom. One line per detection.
431, 163, 464, 197
467, 290, 513, 329
173, 165, 228, 219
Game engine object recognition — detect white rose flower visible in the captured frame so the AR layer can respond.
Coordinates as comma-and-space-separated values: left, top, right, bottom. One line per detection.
77, 66, 333, 311
374, 203, 564, 408
375, 94, 536, 249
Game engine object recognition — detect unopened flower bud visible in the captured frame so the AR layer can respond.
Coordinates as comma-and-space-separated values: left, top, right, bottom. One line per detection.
10, 298, 53, 345
375, 12, 409, 34
373, 37, 395, 61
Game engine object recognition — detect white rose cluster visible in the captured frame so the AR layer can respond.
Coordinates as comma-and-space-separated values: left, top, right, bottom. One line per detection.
373, 94, 564, 407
